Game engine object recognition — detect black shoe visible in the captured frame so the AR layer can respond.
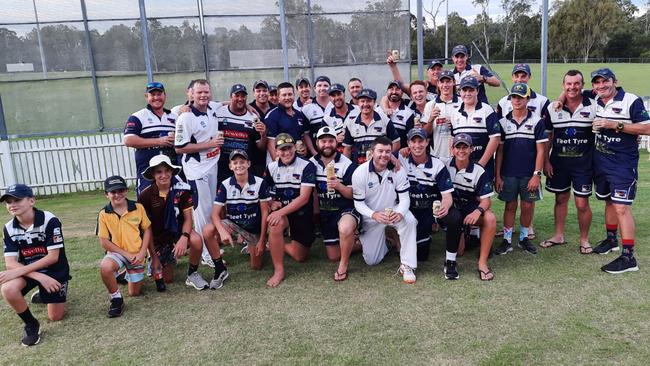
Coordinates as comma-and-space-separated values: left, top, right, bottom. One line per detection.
518, 238, 538, 255
155, 279, 166, 292
30, 292, 42, 304
108, 298, 124, 318
593, 238, 620, 255
494, 240, 513, 255
601, 254, 639, 274
443, 260, 459, 280
21, 322, 40, 347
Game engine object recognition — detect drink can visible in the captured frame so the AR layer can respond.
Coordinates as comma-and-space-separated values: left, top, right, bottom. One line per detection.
432, 200, 442, 218
216, 131, 224, 139
392, 50, 400, 60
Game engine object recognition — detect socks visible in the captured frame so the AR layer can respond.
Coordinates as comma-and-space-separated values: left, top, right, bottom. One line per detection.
213, 257, 226, 278
109, 290, 122, 299
519, 226, 529, 242
503, 227, 513, 244
17, 308, 38, 327
622, 239, 634, 256
188, 264, 199, 276
606, 224, 618, 241
445, 251, 457, 262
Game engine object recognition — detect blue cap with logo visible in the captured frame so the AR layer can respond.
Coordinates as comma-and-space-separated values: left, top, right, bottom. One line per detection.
512, 63, 531, 76
407, 128, 427, 141
145, 81, 165, 93
0, 184, 34, 202
357, 88, 377, 100
427, 59, 443, 69
439, 70, 454, 81
452, 45, 468, 56
459, 76, 479, 89
315, 75, 331, 85
230, 83, 248, 95
590, 68, 616, 82
509, 83, 530, 98
453, 133, 473, 147
328, 83, 345, 95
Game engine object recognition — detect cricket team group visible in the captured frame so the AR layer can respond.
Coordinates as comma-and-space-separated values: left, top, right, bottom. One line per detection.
1, 44, 649, 346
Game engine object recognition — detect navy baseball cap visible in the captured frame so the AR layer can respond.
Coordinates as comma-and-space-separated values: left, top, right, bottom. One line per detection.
427, 59, 443, 69
328, 83, 345, 95
509, 83, 530, 98
268, 84, 278, 92
253, 80, 269, 89
104, 176, 127, 192
357, 88, 377, 100
439, 70, 454, 81
407, 128, 427, 141
145, 82, 165, 93
452, 45, 468, 56
453, 133, 473, 147
387, 80, 402, 89
512, 63, 531, 76
230, 84, 248, 95
316, 126, 337, 139
0, 184, 34, 202
459, 76, 479, 89
315, 75, 331, 85
295, 77, 310, 87
229, 149, 249, 161
591, 68, 616, 82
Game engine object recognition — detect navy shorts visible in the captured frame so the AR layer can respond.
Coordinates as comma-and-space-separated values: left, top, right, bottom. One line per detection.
545, 159, 593, 197
320, 209, 361, 246
411, 208, 435, 245
21, 278, 68, 304
594, 166, 637, 205
498, 176, 541, 202
288, 210, 315, 247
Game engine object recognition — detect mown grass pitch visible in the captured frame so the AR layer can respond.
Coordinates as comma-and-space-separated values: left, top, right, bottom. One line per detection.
0, 152, 649, 365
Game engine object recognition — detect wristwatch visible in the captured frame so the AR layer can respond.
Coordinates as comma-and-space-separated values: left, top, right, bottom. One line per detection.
476, 207, 485, 216
616, 121, 625, 132
533, 170, 542, 177
181, 232, 190, 240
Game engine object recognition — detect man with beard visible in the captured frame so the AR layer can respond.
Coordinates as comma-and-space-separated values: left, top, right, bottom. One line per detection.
123, 82, 177, 196
386, 56, 442, 100
216, 84, 267, 182
342, 89, 400, 165
302, 76, 334, 156
322, 83, 355, 148
451, 45, 500, 104
422, 70, 460, 159
398, 128, 464, 279
352, 136, 418, 284
309, 127, 360, 280
382, 80, 415, 148
265, 82, 312, 162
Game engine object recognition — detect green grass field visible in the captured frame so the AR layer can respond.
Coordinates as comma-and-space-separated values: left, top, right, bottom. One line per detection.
0, 154, 649, 365
1, 63, 648, 136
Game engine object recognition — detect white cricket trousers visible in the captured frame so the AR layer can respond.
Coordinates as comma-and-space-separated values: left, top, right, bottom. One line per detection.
359, 211, 418, 268
189, 169, 219, 260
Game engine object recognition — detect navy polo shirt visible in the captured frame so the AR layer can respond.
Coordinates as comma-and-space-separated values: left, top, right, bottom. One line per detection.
264, 156, 317, 216
545, 95, 596, 166
309, 152, 357, 212
399, 153, 454, 210
446, 158, 493, 214
124, 104, 178, 174
265, 106, 307, 142
451, 101, 501, 164
215, 174, 270, 233
498, 111, 548, 177
342, 111, 400, 165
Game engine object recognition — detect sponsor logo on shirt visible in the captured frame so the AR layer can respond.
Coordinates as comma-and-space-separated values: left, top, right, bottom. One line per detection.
473, 117, 482, 123
21, 246, 47, 257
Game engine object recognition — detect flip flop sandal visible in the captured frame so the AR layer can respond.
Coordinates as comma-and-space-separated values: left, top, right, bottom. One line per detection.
579, 245, 593, 254
528, 232, 536, 240
477, 268, 494, 281
540, 239, 567, 248
334, 271, 348, 282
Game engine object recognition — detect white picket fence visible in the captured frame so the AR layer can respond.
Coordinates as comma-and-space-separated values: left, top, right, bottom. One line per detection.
0, 133, 136, 195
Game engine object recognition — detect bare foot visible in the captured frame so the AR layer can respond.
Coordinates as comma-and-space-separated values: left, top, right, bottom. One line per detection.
266, 271, 285, 287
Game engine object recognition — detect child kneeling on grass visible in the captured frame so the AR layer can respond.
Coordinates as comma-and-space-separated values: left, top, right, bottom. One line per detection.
0, 184, 71, 346
96, 175, 152, 318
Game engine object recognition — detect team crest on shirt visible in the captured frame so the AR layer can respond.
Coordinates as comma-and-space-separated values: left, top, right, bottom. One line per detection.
614, 189, 628, 198
387, 176, 393, 183
397, 115, 404, 121
368, 182, 374, 188
528, 106, 537, 112
200, 121, 207, 128
374, 127, 382, 132
473, 117, 482, 123
566, 128, 577, 137
247, 190, 255, 196
557, 113, 563, 119
147, 118, 153, 123
507, 125, 515, 132
525, 125, 533, 130
167, 118, 175, 123
612, 107, 622, 114
579, 111, 590, 118
293, 173, 301, 180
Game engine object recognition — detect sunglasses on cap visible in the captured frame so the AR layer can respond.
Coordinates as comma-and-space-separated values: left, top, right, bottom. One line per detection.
276, 136, 295, 146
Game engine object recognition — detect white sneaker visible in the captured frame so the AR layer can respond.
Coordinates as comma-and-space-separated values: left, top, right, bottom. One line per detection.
185, 272, 209, 290
398, 264, 416, 284
201, 257, 215, 268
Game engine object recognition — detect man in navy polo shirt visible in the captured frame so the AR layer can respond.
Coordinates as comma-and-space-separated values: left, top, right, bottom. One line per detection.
493, 83, 547, 256
398, 128, 464, 279
1, 184, 71, 346
542, 70, 596, 254
588, 68, 650, 273
451, 45, 500, 104
124, 82, 177, 196
265, 82, 312, 162
309, 126, 360, 280
302, 76, 334, 156
342, 89, 400, 165
216, 84, 267, 182
450, 76, 501, 181
264, 133, 317, 287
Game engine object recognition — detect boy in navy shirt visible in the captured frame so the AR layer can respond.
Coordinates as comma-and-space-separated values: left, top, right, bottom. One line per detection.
1, 184, 70, 346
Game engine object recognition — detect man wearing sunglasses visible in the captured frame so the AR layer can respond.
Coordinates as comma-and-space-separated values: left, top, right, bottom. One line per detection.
123, 82, 177, 196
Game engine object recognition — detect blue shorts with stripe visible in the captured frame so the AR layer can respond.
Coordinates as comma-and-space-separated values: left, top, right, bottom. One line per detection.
320, 209, 361, 246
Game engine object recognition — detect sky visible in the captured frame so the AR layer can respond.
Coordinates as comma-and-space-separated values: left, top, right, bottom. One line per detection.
409, 0, 649, 26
